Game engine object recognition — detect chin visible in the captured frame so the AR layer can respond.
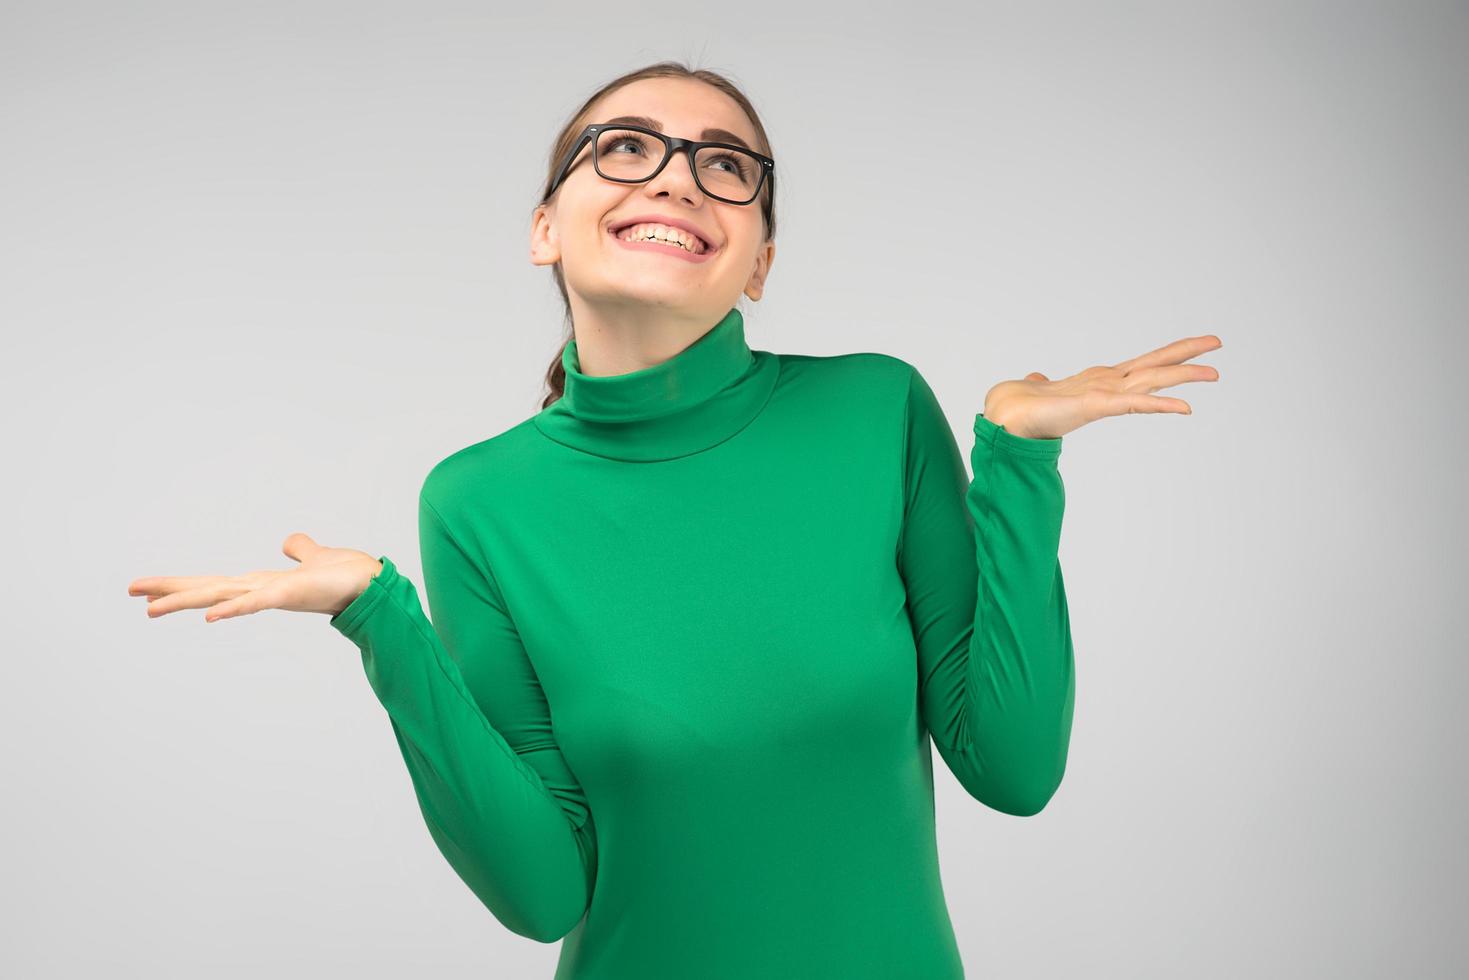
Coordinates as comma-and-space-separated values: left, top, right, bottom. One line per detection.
611, 277, 710, 305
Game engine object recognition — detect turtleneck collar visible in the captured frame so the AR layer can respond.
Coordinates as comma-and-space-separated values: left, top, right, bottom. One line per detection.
532, 306, 781, 462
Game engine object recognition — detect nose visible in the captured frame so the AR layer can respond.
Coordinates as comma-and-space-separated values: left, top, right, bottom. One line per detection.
642, 145, 703, 203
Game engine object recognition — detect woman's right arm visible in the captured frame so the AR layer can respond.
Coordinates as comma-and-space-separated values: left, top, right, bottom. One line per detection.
330, 489, 596, 944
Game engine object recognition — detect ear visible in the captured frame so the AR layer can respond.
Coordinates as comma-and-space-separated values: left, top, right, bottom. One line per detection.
742, 239, 776, 301
530, 204, 561, 267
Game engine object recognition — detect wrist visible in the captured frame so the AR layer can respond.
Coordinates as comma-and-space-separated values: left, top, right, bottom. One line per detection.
985, 411, 1025, 436
984, 411, 1052, 441
336, 560, 384, 616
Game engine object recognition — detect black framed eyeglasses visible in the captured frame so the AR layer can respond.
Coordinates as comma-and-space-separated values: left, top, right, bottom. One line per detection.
546, 123, 774, 206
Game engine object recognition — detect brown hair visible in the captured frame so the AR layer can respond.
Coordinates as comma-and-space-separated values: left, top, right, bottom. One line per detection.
534, 62, 779, 409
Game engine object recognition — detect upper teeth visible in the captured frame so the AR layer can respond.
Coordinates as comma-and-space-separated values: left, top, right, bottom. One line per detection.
617, 223, 705, 253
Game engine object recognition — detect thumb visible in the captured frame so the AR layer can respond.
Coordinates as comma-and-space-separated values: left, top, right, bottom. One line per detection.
1025, 372, 1050, 382
282, 532, 325, 565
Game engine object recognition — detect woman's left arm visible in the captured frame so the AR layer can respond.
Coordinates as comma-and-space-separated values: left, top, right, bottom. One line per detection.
897, 333, 1221, 816
897, 365, 1072, 817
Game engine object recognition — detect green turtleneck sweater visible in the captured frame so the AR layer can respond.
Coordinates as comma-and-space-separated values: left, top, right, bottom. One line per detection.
330, 306, 1074, 979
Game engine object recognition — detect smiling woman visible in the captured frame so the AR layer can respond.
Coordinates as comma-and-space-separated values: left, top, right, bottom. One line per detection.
124, 58, 1087, 978
312, 61, 1075, 980
529, 67, 779, 404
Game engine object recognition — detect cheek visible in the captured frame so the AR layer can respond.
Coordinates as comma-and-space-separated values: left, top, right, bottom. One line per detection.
555, 183, 627, 245
722, 213, 766, 254
719, 227, 763, 272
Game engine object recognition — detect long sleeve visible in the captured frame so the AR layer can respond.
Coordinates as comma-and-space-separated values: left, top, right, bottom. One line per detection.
328, 488, 597, 942
896, 365, 1075, 816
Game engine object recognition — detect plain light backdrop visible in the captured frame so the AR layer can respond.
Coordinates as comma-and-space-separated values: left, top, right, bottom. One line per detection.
3, 1, 1464, 977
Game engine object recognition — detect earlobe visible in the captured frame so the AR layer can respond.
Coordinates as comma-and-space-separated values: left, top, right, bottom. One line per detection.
530, 208, 561, 267
743, 241, 775, 301
743, 266, 766, 301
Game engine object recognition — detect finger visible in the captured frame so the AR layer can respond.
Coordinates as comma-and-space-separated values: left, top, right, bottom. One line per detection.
145, 580, 248, 618
129, 574, 230, 598
1111, 335, 1222, 375
1098, 393, 1193, 416
1025, 372, 1050, 382
1119, 363, 1220, 393
282, 532, 325, 565
206, 580, 289, 622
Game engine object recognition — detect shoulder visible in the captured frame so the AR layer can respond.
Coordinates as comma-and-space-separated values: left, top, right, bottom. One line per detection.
419, 416, 543, 518
771, 348, 938, 424
775, 348, 915, 385
772, 349, 921, 412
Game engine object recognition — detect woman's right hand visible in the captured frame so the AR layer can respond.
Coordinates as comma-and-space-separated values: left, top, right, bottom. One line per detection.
128, 533, 383, 622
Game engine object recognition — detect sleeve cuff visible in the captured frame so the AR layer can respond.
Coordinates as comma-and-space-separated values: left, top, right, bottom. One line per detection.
974, 413, 1063, 459
329, 555, 398, 638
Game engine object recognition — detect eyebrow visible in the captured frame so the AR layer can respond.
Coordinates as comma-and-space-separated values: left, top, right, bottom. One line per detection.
600, 115, 755, 152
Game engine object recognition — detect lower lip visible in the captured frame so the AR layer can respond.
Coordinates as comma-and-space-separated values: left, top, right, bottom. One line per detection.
608, 227, 716, 264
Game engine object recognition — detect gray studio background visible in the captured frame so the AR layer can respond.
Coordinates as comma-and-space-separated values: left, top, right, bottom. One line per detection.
3, 1, 1464, 977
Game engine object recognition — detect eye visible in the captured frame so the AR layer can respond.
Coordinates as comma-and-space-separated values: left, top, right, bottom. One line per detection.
604, 134, 650, 155
700, 150, 755, 182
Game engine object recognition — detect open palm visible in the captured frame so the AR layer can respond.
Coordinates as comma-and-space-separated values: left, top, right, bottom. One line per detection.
128, 533, 382, 622
984, 334, 1223, 440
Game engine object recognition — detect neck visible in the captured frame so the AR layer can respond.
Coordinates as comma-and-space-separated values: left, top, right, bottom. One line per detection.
564, 294, 731, 379
533, 305, 781, 462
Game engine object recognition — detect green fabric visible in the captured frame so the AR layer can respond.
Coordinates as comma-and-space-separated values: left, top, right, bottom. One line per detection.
330, 306, 1074, 978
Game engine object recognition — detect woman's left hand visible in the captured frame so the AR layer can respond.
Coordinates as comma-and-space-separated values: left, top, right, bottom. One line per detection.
983, 334, 1223, 440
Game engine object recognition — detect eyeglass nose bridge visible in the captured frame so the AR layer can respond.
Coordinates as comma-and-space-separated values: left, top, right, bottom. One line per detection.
634, 131, 699, 188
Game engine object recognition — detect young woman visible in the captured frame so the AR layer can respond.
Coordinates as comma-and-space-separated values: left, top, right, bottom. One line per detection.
131, 62, 1220, 979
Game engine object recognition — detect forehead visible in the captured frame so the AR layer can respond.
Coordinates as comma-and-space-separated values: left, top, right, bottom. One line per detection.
589, 77, 758, 149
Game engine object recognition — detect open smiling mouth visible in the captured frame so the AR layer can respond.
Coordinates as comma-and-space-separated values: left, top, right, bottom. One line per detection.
607, 221, 718, 260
